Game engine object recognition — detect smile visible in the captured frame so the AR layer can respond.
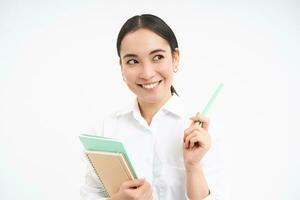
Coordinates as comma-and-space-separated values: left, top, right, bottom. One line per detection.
138, 80, 162, 89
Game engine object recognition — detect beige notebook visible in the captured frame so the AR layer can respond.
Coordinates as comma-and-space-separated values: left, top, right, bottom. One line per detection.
85, 150, 135, 197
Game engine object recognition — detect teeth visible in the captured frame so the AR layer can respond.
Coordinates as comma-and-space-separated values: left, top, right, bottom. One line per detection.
142, 81, 159, 89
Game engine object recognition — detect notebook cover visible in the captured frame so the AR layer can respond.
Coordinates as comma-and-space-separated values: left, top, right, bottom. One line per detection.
79, 134, 137, 178
85, 151, 135, 196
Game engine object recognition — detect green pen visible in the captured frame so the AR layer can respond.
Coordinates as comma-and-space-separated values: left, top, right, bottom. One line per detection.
195, 83, 224, 127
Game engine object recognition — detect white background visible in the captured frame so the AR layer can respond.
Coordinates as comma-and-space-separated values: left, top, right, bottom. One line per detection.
0, 1, 299, 199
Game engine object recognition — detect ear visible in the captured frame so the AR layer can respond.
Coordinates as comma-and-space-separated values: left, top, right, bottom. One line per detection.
172, 48, 180, 69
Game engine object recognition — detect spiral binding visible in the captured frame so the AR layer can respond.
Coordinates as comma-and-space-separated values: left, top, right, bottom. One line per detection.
84, 152, 109, 197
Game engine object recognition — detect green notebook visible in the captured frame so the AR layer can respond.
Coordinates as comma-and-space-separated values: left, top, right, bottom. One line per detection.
79, 134, 137, 178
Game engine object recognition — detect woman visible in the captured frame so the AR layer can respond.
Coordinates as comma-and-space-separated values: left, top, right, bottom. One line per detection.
81, 14, 225, 200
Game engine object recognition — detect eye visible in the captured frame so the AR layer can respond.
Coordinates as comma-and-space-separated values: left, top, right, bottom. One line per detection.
127, 59, 138, 65
153, 55, 164, 61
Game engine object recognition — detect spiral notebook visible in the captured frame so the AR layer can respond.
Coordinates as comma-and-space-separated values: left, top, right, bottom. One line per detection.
85, 150, 135, 196
79, 134, 137, 197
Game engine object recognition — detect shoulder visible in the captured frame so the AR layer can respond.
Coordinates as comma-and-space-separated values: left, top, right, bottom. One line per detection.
95, 100, 134, 136
104, 99, 134, 122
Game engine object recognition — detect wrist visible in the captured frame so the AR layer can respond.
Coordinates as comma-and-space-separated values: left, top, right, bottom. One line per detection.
185, 163, 202, 173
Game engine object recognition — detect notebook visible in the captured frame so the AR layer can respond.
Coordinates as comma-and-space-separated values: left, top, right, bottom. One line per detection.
79, 134, 137, 197
85, 151, 135, 196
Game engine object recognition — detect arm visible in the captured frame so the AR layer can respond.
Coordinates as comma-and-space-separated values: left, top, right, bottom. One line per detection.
183, 114, 211, 200
184, 114, 228, 200
185, 164, 210, 200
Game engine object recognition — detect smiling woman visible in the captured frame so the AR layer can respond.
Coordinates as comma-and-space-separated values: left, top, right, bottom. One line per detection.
117, 15, 180, 125
80, 14, 226, 200
119, 28, 179, 121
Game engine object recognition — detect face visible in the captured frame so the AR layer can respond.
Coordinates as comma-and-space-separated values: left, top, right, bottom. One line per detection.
119, 28, 179, 105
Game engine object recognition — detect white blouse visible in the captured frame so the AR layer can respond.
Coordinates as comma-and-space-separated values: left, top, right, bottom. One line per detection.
80, 95, 227, 200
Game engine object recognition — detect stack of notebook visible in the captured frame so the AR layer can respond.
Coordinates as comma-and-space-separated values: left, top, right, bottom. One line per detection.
79, 134, 137, 197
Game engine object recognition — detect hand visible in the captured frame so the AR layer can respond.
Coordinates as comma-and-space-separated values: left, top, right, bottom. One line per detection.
183, 113, 211, 168
110, 178, 153, 200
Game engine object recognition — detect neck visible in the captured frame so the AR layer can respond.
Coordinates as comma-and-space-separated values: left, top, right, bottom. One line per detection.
138, 93, 172, 125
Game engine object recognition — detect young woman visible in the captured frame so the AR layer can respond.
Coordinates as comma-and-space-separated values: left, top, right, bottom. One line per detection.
81, 14, 225, 200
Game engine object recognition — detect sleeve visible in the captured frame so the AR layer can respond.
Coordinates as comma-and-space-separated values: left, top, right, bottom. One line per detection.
80, 118, 110, 200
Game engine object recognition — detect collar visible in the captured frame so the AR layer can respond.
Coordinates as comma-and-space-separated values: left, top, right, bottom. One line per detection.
115, 95, 187, 119
161, 95, 186, 118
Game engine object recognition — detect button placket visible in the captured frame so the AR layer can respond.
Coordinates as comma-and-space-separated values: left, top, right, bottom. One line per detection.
151, 112, 164, 178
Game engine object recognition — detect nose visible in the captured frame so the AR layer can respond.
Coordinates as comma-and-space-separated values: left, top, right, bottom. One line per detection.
139, 62, 155, 80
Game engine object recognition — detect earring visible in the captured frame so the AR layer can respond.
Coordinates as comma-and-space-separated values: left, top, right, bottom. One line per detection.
173, 67, 178, 73
122, 75, 126, 82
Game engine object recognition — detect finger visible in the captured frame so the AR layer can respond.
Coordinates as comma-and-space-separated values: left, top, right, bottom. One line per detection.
190, 114, 210, 130
190, 134, 211, 149
184, 132, 199, 148
139, 180, 150, 192
146, 192, 153, 200
184, 125, 204, 139
194, 113, 209, 122
122, 178, 145, 189
143, 186, 153, 200
189, 117, 209, 132
184, 126, 197, 139
189, 135, 203, 149
184, 126, 207, 142
137, 180, 150, 195
148, 191, 153, 200
186, 131, 207, 149
185, 129, 209, 149
190, 115, 210, 129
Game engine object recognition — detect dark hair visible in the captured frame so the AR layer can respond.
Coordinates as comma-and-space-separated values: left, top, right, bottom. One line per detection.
116, 14, 178, 96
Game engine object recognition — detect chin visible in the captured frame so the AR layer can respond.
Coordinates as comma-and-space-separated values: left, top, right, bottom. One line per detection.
140, 96, 160, 104
139, 93, 171, 105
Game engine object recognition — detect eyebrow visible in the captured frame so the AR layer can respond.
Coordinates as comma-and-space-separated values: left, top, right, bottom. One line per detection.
122, 49, 166, 59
